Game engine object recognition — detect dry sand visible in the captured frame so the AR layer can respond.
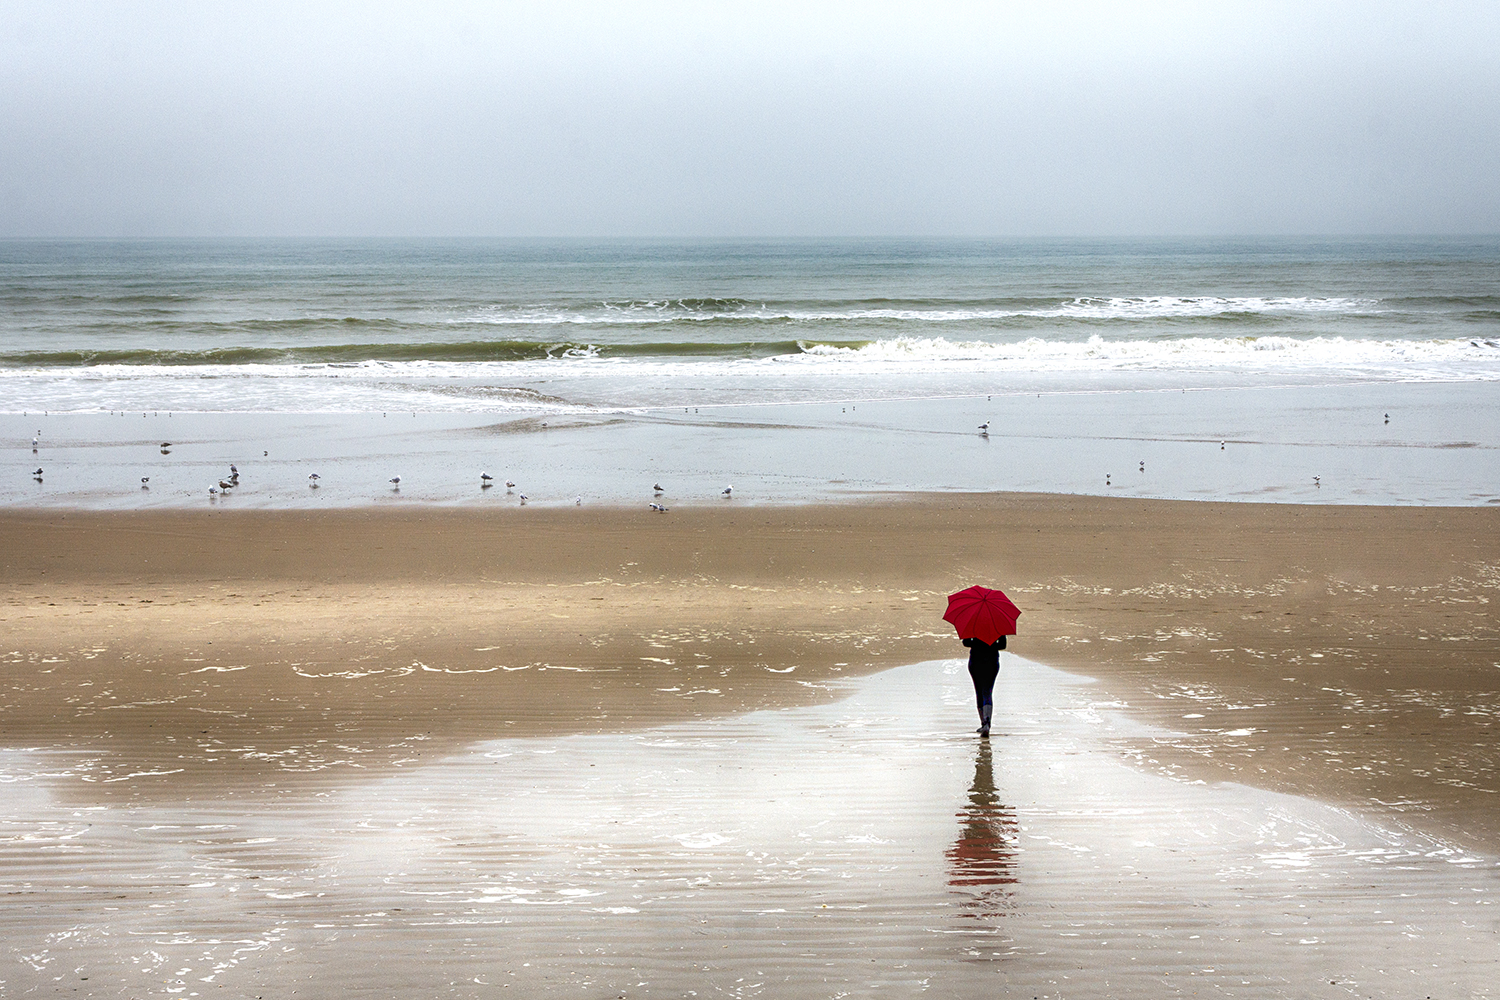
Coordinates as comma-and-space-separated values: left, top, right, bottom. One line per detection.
2, 495, 1498, 996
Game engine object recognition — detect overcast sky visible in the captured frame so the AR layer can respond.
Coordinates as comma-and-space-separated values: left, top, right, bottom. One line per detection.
2, 1, 1498, 237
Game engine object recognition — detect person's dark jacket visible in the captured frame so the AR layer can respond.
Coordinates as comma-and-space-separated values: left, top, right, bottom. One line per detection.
962, 636, 1005, 672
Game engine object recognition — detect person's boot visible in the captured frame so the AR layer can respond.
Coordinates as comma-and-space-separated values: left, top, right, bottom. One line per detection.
979, 703, 992, 737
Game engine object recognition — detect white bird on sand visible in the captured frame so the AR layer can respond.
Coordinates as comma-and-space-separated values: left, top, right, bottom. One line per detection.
389, 476, 401, 487
161, 442, 172, 449
978, 422, 989, 434
575, 496, 582, 505
33, 467, 42, 476
481, 472, 493, 482
209, 486, 219, 495
518, 494, 528, 504
1220, 441, 1225, 450
650, 502, 670, 512
230, 464, 238, 475
722, 485, 733, 496
308, 472, 320, 481
505, 480, 515, 489
219, 480, 233, 490
1314, 476, 1321, 486
141, 476, 149, 484
31, 436, 39, 450
653, 483, 664, 493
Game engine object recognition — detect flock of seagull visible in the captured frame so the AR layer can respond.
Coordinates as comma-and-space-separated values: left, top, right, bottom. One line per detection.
26, 430, 726, 507
201, 467, 729, 509
206, 464, 241, 495
25, 417, 1345, 497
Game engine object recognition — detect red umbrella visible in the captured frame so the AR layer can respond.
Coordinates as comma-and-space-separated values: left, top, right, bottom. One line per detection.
944, 586, 1020, 645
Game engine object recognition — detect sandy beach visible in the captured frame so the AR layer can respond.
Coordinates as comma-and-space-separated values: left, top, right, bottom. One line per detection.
3, 494, 1498, 996
6, 3, 1500, 992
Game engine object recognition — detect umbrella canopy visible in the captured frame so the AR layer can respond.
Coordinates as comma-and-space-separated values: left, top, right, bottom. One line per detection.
944, 586, 1021, 645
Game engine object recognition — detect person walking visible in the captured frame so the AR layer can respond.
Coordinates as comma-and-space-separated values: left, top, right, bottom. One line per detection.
963, 635, 1004, 736
943, 585, 1021, 738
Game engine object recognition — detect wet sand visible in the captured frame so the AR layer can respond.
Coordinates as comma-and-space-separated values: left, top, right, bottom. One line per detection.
2, 495, 1499, 995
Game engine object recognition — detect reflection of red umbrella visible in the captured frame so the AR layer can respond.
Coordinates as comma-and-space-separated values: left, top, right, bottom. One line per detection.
944, 586, 1020, 645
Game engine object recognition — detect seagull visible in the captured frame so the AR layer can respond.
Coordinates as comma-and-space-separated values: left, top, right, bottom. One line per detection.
505, 480, 515, 489
1139, 461, 1145, 472
1384, 413, 1390, 424
31, 436, 39, 451
389, 476, 401, 487
653, 483, 664, 493
1313, 476, 1321, 486
518, 494, 528, 504
721, 485, 733, 496
161, 442, 172, 449
481, 472, 493, 482
229, 464, 238, 475
575, 496, 582, 505
33, 467, 42, 476
219, 480, 233, 490
978, 422, 989, 435
1220, 441, 1225, 450
1106, 474, 1112, 485
649, 502, 669, 512
209, 486, 219, 495
308, 472, 320, 481
141, 476, 149, 484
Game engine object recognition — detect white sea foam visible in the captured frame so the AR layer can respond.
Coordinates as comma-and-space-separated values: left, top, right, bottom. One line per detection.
793, 333, 1500, 369
1, 334, 1496, 414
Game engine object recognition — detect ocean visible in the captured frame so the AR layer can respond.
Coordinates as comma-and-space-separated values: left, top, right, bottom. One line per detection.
3, 237, 1498, 507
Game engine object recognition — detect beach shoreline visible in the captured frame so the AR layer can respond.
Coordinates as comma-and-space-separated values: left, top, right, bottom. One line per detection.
5, 492, 1497, 852
7, 378, 1500, 512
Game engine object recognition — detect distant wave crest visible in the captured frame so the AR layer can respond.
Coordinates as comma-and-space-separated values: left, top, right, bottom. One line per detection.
457, 295, 1384, 326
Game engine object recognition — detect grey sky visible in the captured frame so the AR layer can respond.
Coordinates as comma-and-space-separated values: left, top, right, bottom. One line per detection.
3, 1, 1497, 237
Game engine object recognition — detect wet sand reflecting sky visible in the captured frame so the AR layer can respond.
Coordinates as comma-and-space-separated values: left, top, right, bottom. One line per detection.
2, 657, 1496, 997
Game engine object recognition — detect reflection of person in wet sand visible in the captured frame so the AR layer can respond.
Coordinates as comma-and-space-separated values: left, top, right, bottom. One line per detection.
947, 740, 1018, 919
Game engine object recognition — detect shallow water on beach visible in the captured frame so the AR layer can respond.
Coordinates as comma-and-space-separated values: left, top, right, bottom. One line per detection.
4, 379, 1498, 508
2, 658, 1495, 997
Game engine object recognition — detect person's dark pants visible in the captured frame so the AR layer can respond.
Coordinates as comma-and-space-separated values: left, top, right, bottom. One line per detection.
969, 661, 1000, 714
